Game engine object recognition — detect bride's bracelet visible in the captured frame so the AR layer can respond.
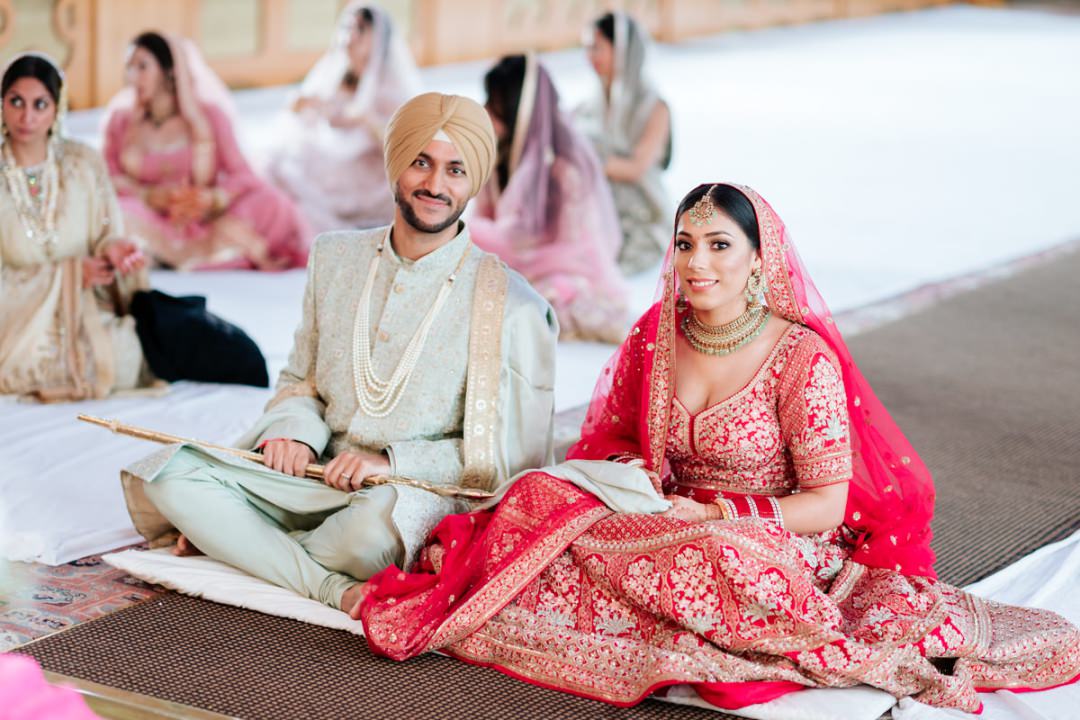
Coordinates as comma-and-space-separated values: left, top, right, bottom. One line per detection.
713, 495, 784, 527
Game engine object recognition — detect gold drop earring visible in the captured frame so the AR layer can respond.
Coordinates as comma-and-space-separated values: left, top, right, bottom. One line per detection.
744, 266, 764, 306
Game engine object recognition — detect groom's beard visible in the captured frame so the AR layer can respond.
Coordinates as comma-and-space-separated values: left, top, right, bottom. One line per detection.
395, 186, 467, 235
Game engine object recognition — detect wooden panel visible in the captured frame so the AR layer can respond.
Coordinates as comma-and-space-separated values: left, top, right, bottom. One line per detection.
0, 0, 965, 109
285, 0, 340, 52
91, 0, 198, 110
201, 0, 259, 57
52, 0, 94, 109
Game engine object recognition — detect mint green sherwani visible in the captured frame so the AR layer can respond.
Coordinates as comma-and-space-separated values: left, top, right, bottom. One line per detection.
121, 224, 558, 609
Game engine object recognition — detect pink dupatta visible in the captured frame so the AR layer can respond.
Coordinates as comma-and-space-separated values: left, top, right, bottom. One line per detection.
568, 183, 937, 577
470, 55, 627, 341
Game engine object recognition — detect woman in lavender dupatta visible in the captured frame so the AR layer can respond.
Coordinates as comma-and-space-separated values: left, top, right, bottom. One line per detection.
471, 54, 627, 343
267, 3, 421, 234
102, 32, 309, 271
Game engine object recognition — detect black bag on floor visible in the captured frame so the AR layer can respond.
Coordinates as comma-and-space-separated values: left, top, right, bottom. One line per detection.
130, 290, 269, 388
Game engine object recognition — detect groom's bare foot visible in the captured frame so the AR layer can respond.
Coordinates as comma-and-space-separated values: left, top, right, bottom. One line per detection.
341, 582, 370, 620
172, 534, 204, 557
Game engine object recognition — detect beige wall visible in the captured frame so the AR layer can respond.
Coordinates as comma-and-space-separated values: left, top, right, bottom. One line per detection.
0, 0, 956, 109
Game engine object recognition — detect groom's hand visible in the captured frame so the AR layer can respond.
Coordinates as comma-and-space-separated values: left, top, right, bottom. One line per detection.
323, 451, 391, 492
262, 439, 316, 477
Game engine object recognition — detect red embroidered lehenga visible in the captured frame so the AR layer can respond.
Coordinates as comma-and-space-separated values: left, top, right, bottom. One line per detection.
359, 185, 1080, 712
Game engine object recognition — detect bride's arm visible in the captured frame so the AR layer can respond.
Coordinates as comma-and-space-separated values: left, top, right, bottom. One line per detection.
771, 482, 847, 534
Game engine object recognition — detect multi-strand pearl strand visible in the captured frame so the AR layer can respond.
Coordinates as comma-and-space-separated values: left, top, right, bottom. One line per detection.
2, 139, 60, 256
352, 233, 471, 417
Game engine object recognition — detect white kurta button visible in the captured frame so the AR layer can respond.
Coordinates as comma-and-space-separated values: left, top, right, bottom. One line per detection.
393, 284, 405, 294
378, 330, 390, 342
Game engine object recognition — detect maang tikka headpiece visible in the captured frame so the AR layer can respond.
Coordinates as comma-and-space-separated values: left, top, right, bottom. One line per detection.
687, 185, 718, 226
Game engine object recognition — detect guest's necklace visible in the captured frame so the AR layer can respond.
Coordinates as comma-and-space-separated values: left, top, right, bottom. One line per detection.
1, 140, 60, 256
682, 303, 771, 357
352, 229, 472, 417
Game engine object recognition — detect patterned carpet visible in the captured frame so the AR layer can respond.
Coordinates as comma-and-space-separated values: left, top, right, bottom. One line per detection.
0, 547, 161, 652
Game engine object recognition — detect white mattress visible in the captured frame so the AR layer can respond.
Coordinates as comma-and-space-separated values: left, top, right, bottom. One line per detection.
4, 6, 1080, 565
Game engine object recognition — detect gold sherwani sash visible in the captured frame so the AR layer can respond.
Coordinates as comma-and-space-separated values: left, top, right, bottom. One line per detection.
461, 254, 508, 491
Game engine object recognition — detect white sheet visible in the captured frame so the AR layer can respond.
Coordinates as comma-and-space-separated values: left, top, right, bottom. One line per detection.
103, 532, 1080, 720
5, 6, 1080, 565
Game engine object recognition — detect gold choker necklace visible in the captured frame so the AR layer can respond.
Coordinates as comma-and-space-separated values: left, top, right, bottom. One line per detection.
681, 304, 770, 356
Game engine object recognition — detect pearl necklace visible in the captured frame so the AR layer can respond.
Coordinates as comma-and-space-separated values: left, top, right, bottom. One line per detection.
681, 303, 771, 357
352, 229, 472, 417
2, 140, 60, 256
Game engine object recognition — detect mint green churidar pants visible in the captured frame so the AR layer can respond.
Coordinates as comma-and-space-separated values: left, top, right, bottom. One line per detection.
143, 446, 403, 610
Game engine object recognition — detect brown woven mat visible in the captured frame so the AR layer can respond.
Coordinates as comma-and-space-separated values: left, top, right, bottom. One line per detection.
845, 247, 1080, 585
16, 593, 735, 720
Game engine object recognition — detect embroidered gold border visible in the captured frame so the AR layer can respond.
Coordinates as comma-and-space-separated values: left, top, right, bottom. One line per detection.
265, 379, 319, 410
646, 271, 676, 474
732, 184, 803, 325
431, 503, 610, 648
461, 254, 508, 491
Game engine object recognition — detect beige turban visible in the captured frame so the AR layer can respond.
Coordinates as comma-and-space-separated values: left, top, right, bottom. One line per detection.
383, 92, 497, 198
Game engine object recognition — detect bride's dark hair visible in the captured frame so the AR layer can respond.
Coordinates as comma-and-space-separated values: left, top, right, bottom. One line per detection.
675, 184, 761, 250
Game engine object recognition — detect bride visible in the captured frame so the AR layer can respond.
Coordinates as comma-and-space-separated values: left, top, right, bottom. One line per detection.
354, 183, 1080, 713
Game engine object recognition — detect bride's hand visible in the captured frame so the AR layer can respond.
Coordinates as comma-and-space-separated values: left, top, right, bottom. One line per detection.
661, 495, 713, 523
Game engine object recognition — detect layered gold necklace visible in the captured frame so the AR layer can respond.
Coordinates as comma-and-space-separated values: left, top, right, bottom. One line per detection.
681, 303, 771, 356
2, 140, 60, 256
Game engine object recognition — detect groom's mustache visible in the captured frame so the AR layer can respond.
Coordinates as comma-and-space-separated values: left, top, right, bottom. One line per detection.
413, 189, 451, 205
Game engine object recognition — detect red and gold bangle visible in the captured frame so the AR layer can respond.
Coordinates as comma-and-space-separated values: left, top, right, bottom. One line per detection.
712, 498, 736, 520
718, 494, 784, 527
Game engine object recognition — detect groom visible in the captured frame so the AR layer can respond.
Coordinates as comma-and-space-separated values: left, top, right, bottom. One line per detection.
121, 93, 558, 616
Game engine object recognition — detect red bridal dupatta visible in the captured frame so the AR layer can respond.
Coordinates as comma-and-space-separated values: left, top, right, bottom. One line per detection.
360, 185, 1079, 712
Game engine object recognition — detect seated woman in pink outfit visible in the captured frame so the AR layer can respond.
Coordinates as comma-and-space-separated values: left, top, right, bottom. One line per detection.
103, 32, 309, 270
470, 54, 628, 343
358, 184, 1080, 713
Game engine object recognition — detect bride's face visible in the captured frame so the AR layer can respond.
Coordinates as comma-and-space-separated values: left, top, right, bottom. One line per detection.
674, 206, 760, 320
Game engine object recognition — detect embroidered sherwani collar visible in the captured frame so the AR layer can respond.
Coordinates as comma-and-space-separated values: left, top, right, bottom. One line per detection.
386, 222, 472, 274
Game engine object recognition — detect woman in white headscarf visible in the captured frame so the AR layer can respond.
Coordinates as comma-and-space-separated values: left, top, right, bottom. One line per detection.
576, 11, 672, 275
267, 3, 421, 235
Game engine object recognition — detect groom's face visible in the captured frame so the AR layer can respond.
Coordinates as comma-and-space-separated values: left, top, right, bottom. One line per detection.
394, 139, 471, 234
